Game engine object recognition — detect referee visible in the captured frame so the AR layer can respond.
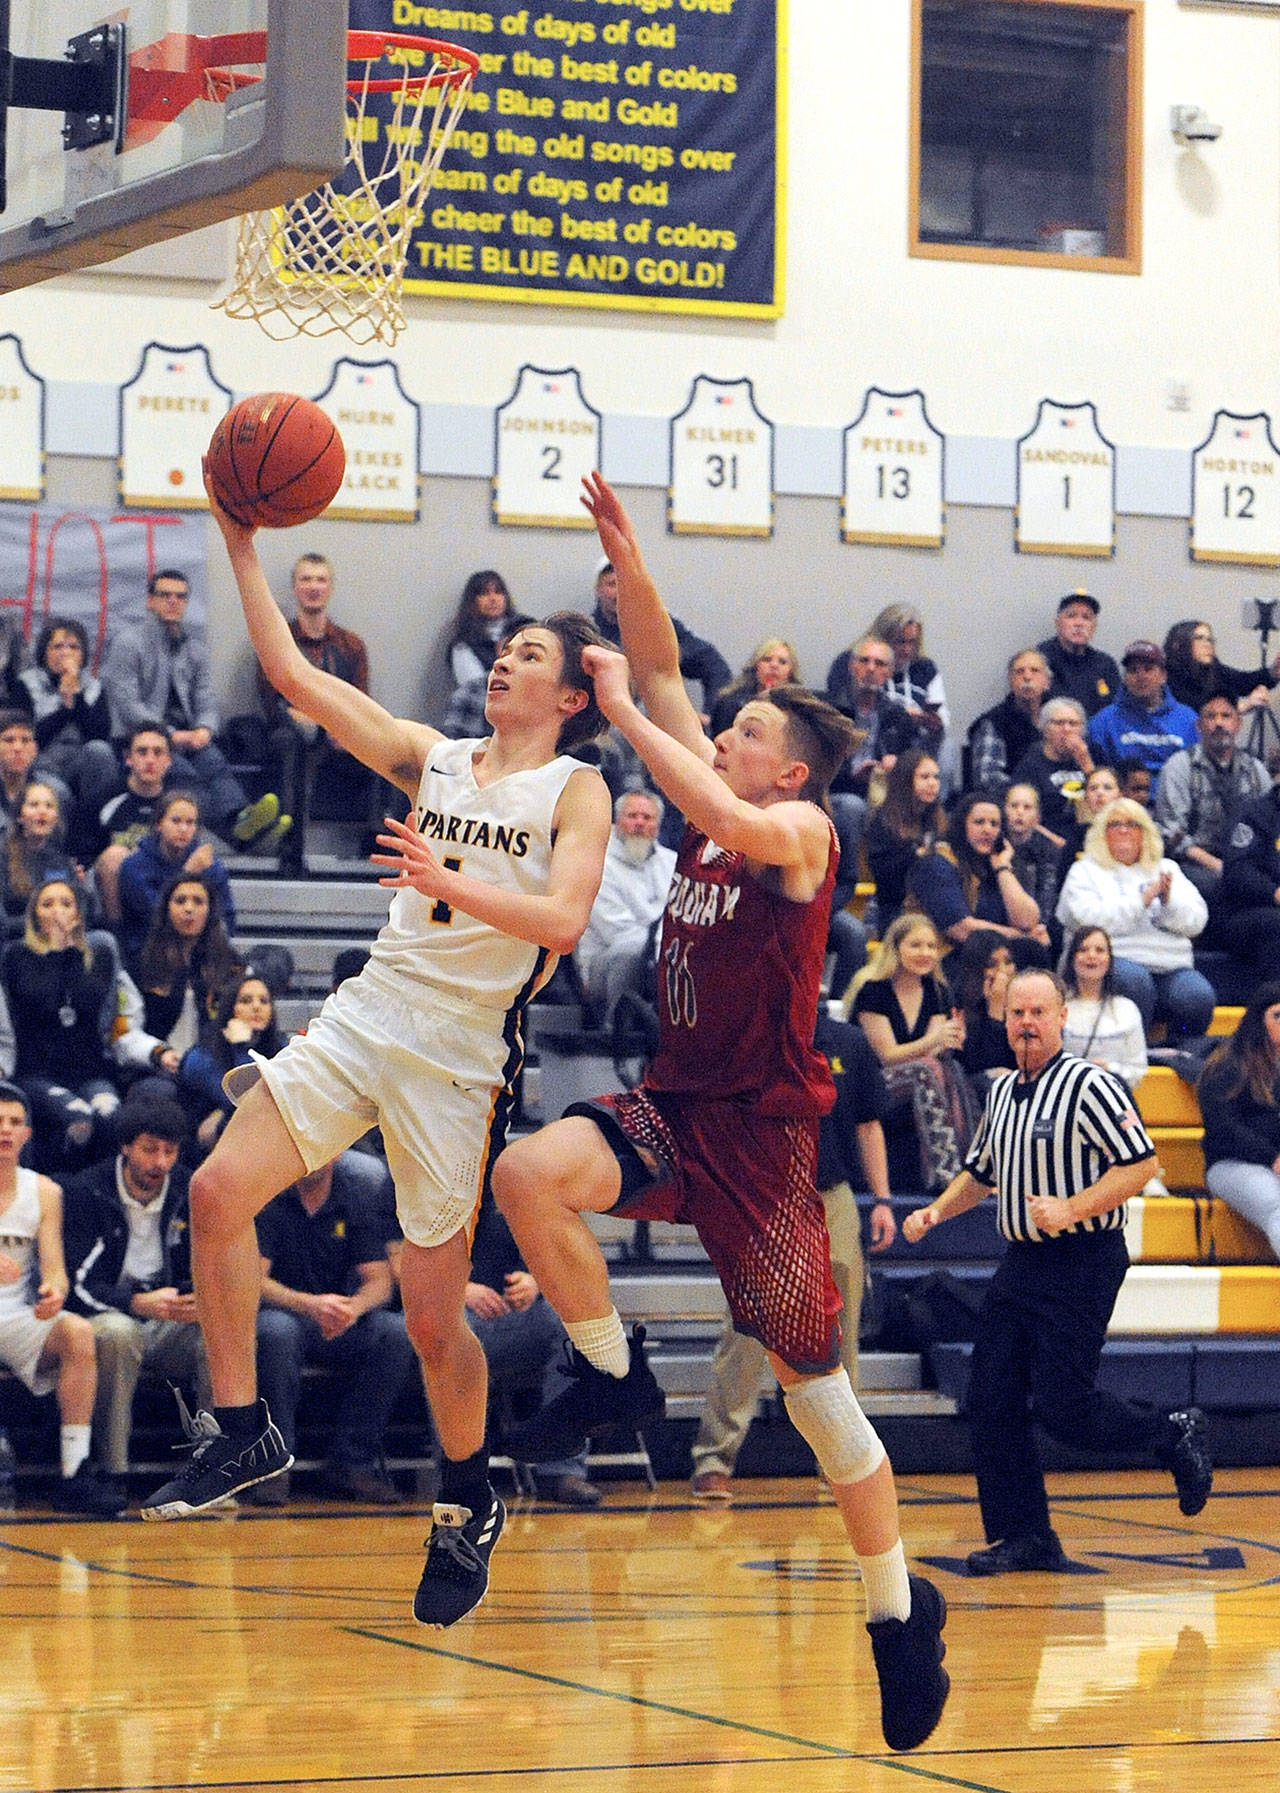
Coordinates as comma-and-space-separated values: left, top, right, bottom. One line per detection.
904, 967, 1212, 1575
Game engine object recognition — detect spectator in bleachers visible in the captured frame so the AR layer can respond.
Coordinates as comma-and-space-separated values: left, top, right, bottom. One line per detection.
1003, 783, 1064, 937
101, 568, 286, 853
864, 747, 945, 933
257, 552, 373, 872
117, 791, 235, 966
1012, 697, 1094, 839
1119, 759, 1154, 808
575, 790, 675, 1022
252, 1153, 415, 1506
1154, 693, 1270, 910
868, 604, 956, 790
0, 709, 69, 832
1055, 799, 1215, 1038
906, 791, 1046, 948
850, 913, 976, 1193
690, 1010, 896, 1501
1219, 768, 1280, 975
61, 1092, 208, 1487
590, 556, 730, 724
966, 649, 1052, 795
0, 616, 28, 712
0, 878, 125, 1169
130, 874, 241, 1078
1038, 590, 1120, 717
19, 618, 120, 860
444, 570, 518, 689
1199, 983, 1280, 1259
0, 782, 93, 939
1061, 926, 1148, 1089
707, 637, 800, 738
1088, 641, 1198, 778
94, 722, 173, 923
955, 931, 1021, 1095
465, 1185, 599, 1508
0, 1081, 124, 1514
828, 634, 917, 803
178, 972, 285, 1154
1163, 619, 1277, 714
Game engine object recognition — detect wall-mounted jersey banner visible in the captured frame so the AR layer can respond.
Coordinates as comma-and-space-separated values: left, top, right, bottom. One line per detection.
1016, 399, 1115, 557
841, 388, 944, 548
669, 375, 773, 537
349, 0, 782, 318
1191, 410, 1280, 566
493, 365, 601, 528
118, 344, 230, 511
0, 337, 45, 503
315, 360, 421, 523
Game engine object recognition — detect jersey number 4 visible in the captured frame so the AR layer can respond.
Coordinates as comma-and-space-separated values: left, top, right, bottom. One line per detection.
430, 857, 464, 925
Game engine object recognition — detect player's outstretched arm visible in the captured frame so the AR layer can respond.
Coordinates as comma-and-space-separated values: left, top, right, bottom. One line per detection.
372, 765, 611, 954
582, 472, 711, 761
206, 469, 437, 799
584, 644, 825, 883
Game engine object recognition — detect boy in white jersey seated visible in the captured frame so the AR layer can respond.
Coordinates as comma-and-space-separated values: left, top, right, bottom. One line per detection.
0, 1083, 124, 1516
142, 476, 614, 1633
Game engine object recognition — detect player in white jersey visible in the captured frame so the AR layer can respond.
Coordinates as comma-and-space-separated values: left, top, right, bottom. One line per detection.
0, 1084, 124, 1515
143, 482, 613, 1630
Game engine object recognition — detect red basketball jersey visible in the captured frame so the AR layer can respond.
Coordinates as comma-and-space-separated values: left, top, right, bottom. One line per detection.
644, 813, 837, 1118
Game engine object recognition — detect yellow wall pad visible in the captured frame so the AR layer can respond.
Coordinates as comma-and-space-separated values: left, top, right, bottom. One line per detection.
1110, 1263, 1280, 1333
1125, 1195, 1273, 1264
1208, 1007, 1244, 1037
1147, 1126, 1205, 1189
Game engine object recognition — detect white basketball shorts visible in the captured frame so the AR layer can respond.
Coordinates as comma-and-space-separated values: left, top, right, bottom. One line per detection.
254, 962, 515, 1248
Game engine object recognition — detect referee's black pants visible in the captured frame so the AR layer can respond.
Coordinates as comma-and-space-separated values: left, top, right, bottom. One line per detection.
967, 1230, 1171, 1544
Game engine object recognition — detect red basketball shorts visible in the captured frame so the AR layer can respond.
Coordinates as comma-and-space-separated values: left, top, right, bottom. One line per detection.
575, 1087, 842, 1375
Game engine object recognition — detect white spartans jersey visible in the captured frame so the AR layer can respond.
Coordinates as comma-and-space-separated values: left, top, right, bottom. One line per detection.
369, 737, 593, 1012
0, 1169, 41, 1319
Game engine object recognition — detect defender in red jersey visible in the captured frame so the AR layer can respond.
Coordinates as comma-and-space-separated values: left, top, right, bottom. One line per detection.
493, 475, 951, 1755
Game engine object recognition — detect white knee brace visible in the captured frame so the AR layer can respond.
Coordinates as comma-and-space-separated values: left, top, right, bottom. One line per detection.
784, 1368, 886, 1487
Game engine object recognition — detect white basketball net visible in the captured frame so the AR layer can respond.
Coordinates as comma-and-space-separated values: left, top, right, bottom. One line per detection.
216, 43, 475, 346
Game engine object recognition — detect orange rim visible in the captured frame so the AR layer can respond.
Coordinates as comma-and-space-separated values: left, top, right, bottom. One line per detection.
345, 29, 479, 94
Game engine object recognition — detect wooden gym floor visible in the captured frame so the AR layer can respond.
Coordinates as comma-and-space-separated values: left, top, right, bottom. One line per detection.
3, 1468, 1278, 1792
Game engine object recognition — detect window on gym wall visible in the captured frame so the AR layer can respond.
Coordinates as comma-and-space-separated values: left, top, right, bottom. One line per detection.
911, 0, 1143, 273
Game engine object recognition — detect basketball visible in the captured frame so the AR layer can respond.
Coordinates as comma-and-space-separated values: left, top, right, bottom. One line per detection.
206, 392, 345, 528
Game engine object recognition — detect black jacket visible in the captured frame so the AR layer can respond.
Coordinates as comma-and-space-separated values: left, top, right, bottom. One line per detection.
61, 1155, 193, 1317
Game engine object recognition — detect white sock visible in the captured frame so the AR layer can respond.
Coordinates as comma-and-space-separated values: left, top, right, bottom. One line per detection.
566, 1311, 630, 1378
859, 1540, 911, 1624
61, 1424, 91, 1479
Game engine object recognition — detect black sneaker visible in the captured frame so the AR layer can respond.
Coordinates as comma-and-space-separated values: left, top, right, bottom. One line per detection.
1167, 1407, 1212, 1516
413, 1494, 506, 1627
51, 1461, 127, 1519
139, 1402, 292, 1520
965, 1531, 1064, 1576
866, 1573, 950, 1752
504, 1325, 665, 1463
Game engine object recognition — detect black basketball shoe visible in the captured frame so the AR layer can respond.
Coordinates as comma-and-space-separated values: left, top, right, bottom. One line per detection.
503, 1324, 665, 1463
413, 1494, 506, 1627
140, 1400, 292, 1520
1166, 1407, 1213, 1516
866, 1573, 950, 1752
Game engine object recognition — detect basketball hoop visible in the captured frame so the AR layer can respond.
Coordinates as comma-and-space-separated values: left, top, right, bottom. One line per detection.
212, 30, 478, 346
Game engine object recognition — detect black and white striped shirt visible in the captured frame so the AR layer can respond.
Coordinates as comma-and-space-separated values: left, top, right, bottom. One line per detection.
964, 1051, 1155, 1243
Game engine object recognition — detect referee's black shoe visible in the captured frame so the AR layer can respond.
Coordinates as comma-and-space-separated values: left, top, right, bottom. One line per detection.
965, 1530, 1064, 1576
503, 1325, 665, 1463
866, 1573, 949, 1751
1165, 1407, 1213, 1516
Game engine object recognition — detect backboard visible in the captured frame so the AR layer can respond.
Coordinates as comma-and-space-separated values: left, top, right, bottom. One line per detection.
0, 0, 347, 291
